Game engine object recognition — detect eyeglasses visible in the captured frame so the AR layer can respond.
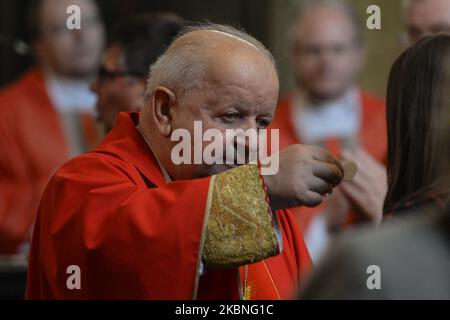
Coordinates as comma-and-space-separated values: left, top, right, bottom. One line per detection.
295, 43, 358, 58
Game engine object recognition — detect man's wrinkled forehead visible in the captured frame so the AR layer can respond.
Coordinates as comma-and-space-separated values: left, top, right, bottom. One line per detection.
172, 29, 278, 86
172, 29, 277, 72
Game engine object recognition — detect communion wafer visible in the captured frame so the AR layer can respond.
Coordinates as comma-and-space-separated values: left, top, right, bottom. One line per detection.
342, 160, 357, 181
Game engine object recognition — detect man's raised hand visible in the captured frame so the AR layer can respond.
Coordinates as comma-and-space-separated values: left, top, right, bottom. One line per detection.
264, 145, 344, 211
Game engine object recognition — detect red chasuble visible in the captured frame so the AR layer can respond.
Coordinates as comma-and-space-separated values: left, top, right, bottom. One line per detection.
0, 69, 68, 254
26, 112, 311, 300
0, 69, 100, 254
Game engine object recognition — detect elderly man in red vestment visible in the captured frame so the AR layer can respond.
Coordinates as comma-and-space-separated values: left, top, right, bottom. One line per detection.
26, 24, 346, 300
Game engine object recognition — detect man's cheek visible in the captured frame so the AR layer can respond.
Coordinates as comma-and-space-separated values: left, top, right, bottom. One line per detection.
104, 93, 123, 116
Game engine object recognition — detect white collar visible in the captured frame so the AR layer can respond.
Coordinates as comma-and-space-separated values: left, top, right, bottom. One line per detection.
45, 72, 96, 114
292, 87, 361, 145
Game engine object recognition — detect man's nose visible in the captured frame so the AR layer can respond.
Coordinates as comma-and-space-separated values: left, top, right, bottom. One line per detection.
318, 49, 337, 64
234, 120, 260, 161
72, 28, 87, 44
242, 118, 259, 131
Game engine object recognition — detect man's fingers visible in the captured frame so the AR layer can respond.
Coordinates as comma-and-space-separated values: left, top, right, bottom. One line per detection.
310, 146, 344, 174
355, 148, 379, 166
312, 161, 343, 186
340, 181, 364, 202
340, 182, 378, 221
302, 191, 323, 207
309, 176, 333, 195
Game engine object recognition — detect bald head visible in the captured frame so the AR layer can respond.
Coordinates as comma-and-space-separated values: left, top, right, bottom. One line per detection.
405, 0, 450, 44
140, 24, 279, 180
144, 24, 277, 102
179, 29, 276, 93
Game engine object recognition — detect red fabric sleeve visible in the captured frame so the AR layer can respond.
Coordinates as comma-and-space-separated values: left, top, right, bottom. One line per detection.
26, 153, 212, 299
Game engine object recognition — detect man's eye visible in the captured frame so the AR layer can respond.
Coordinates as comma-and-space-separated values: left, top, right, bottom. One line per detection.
221, 113, 239, 123
257, 119, 270, 129
333, 45, 350, 55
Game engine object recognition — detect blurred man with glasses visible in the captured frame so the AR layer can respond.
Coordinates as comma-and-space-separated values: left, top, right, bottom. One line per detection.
269, 0, 387, 262
91, 13, 184, 133
0, 0, 104, 254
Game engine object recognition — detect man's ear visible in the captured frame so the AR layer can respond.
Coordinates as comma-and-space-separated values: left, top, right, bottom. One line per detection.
152, 86, 177, 137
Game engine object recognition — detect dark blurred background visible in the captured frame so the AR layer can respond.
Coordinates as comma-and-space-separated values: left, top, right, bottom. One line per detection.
0, 0, 271, 85
0, 0, 404, 96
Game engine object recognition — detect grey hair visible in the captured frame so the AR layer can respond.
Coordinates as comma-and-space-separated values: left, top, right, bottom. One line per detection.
143, 23, 277, 102
289, 0, 364, 45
